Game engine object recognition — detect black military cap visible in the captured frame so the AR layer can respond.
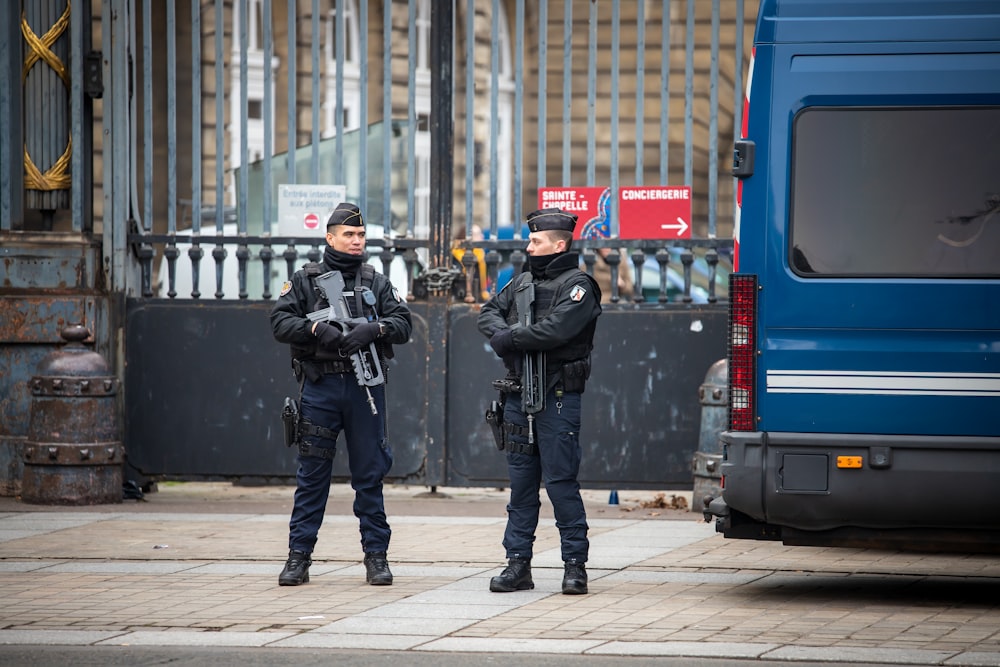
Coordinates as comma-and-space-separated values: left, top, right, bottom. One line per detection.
326, 202, 364, 228
526, 207, 578, 233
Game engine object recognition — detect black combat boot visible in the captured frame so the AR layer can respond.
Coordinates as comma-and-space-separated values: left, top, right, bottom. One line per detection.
364, 551, 393, 586
278, 549, 311, 586
562, 559, 588, 595
489, 557, 533, 592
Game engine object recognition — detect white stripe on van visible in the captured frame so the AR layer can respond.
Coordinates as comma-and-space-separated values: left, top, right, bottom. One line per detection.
766, 370, 1000, 396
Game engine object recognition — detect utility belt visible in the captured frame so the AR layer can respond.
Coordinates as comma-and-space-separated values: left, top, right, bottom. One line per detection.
292, 357, 353, 382
313, 359, 353, 374
489, 357, 591, 397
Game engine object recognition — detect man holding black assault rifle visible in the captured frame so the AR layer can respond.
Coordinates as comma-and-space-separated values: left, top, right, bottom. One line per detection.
270, 202, 412, 587
478, 207, 603, 595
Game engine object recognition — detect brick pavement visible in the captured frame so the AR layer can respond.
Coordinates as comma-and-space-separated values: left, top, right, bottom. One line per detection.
0, 482, 999, 664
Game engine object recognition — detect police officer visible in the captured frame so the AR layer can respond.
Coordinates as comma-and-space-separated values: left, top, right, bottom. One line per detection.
477, 207, 602, 595
271, 202, 412, 587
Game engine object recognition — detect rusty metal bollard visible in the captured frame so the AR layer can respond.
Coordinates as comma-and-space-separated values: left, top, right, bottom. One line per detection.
21, 324, 124, 504
691, 359, 728, 513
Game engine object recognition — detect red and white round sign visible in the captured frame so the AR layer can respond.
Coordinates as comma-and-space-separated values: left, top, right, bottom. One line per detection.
303, 212, 320, 230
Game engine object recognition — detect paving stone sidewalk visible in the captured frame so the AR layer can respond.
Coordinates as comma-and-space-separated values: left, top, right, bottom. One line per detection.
0, 483, 999, 665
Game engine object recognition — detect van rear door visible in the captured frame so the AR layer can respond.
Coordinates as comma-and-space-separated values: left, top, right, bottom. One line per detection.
716, 1, 1000, 541
757, 39, 1000, 440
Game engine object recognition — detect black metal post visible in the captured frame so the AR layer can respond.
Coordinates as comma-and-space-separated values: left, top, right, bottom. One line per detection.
429, 0, 454, 270
0, 0, 24, 230
423, 0, 455, 486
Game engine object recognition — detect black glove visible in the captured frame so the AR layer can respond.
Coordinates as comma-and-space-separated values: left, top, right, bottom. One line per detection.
341, 321, 380, 355
313, 321, 343, 350
490, 329, 516, 357
502, 352, 521, 372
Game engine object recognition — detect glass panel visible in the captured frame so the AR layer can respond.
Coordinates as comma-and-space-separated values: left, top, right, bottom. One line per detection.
236, 119, 411, 236
790, 107, 1000, 277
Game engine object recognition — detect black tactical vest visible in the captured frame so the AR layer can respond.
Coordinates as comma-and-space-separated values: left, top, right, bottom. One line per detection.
506, 269, 597, 368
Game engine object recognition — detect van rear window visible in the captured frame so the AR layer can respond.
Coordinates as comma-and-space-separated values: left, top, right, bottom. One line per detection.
789, 107, 1000, 277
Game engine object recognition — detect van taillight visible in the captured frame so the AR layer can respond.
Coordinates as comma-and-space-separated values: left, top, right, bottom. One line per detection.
728, 274, 757, 431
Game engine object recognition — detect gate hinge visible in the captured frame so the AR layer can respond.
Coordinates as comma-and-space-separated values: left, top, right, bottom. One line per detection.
85, 51, 104, 99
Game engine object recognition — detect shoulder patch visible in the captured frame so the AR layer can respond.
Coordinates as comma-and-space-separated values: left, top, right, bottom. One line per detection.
392, 287, 403, 303
569, 285, 587, 302
279, 281, 292, 297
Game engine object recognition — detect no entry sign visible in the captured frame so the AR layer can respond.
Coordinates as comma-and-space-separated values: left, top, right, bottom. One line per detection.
277, 184, 347, 236
618, 186, 692, 240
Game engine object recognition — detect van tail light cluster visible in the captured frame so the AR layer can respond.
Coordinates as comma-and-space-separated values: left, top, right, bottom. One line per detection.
728, 274, 758, 431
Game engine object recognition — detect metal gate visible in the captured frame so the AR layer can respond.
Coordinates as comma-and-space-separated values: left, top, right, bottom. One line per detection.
1, 0, 753, 493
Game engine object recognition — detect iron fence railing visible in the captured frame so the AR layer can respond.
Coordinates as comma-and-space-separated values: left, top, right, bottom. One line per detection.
106, 0, 752, 304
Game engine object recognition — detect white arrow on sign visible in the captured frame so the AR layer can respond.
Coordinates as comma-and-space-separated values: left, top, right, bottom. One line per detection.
661, 217, 689, 236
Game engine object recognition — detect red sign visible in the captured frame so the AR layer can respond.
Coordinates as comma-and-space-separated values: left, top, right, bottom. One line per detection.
303, 212, 321, 230
538, 187, 610, 240
618, 186, 692, 240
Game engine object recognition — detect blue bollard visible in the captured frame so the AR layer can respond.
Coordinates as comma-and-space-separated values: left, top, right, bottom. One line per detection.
608, 490, 619, 505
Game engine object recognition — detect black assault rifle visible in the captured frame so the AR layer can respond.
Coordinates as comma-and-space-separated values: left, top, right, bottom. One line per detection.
515, 280, 545, 444
307, 270, 385, 415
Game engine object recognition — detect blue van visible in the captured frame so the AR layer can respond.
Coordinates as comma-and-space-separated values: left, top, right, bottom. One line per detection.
708, 0, 1000, 551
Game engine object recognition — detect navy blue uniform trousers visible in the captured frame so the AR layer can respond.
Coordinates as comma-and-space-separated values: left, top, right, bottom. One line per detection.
288, 372, 393, 555
501, 388, 589, 563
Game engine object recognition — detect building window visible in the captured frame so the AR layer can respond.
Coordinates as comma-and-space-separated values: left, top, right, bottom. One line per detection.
229, 0, 278, 169
324, 0, 362, 136
412, 0, 432, 239
485, 3, 515, 227
790, 106, 1000, 276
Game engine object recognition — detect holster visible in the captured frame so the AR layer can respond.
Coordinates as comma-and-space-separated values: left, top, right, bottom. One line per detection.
485, 398, 505, 451
487, 377, 521, 452
281, 397, 300, 448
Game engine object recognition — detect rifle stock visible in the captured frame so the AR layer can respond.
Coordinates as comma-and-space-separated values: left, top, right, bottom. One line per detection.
313, 270, 385, 415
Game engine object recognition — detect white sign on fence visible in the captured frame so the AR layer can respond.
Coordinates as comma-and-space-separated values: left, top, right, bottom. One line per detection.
277, 184, 347, 237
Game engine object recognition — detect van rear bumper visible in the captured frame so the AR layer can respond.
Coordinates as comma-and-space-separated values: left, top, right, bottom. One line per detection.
714, 430, 1000, 542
